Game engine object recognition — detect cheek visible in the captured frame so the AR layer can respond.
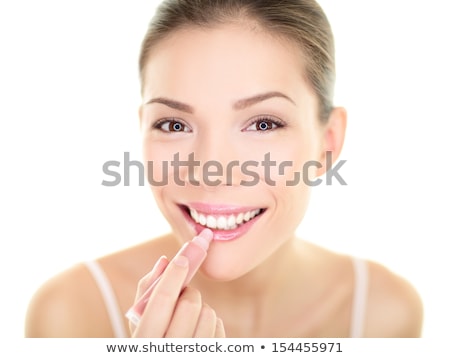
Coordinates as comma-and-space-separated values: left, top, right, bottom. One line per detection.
263, 140, 315, 235
273, 172, 311, 228
255, 137, 318, 187
142, 138, 192, 184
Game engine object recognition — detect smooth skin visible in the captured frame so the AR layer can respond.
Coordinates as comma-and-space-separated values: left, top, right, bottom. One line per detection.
25, 21, 423, 338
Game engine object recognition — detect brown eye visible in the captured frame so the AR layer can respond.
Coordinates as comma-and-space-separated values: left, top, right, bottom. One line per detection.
246, 117, 284, 132
154, 119, 191, 133
169, 121, 185, 132
256, 120, 273, 131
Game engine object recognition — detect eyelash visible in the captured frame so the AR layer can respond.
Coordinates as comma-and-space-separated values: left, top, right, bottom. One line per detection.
152, 115, 286, 133
244, 116, 286, 132
152, 118, 192, 133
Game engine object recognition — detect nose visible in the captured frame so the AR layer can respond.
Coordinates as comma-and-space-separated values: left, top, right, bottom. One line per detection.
184, 129, 245, 188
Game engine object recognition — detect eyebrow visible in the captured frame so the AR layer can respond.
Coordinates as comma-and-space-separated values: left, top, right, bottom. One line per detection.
233, 91, 296, 110
146, 97, 194, 114
146, 91, 296, 114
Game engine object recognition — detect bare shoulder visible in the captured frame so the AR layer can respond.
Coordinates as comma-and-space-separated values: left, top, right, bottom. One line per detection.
25, 234, 177, 338
364, 261, 423, 337
25, 263, 115, 337
25, 264, 101, 337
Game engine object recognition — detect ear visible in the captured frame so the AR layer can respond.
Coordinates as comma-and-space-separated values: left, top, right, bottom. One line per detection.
138, 104, 144, 131
316, 107, 347, 177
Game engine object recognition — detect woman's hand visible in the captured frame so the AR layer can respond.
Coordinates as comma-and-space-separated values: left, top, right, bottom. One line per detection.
130, 255, 225, 338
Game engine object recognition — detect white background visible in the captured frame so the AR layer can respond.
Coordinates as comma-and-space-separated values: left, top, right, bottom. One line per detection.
0, 0, 448, 339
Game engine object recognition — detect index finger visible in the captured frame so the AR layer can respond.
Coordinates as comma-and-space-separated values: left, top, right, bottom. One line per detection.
134, 255, 190, 337
134, 256, 169, 302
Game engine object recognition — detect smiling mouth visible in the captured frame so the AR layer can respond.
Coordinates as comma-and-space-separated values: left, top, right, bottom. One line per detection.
181, 205, 266, 231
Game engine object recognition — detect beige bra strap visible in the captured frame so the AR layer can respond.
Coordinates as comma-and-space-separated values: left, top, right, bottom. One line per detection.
350, 258, 369, 338
84, 261, 128, 338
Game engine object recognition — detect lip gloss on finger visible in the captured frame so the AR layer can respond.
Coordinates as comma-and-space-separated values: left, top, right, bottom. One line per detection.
125, 228, 213, 326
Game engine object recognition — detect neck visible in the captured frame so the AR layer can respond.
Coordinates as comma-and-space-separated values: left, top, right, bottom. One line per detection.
194, 237, 305, 336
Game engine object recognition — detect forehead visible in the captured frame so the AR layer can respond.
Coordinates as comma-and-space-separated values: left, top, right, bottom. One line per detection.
142, 24, 313, 105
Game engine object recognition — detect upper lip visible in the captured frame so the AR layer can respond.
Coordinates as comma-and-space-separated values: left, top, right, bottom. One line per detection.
181, 202, 264, 215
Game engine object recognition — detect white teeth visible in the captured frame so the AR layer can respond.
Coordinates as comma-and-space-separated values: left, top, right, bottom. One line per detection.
227, 215, 236, 228
217, 216, 227, 230
190, 208, 199, 222
206, 215, 217, 229
188, 207, 263, 231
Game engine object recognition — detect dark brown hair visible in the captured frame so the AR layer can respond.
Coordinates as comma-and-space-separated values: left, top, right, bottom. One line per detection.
139, 0, 335, 122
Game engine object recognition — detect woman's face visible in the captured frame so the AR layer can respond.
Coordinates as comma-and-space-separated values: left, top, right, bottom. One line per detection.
140, 23, 328, 281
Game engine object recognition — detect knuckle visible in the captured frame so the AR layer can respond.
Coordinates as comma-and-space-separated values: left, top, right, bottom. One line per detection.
136, 280, 149, 297
148, 289, 174, 310
153, 287, 174, 302
178, 287, 202, 309
183, 286, 202, 299
137, 271, 156, 289
137, 277, 148, 290
200, 304, 216, 320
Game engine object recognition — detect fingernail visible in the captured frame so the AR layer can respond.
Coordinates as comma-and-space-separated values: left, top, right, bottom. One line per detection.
173, 255, 189, 267
154, 255, 167, 269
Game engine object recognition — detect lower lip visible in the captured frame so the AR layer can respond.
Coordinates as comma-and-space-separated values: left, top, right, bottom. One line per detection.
181, 208, 264, 242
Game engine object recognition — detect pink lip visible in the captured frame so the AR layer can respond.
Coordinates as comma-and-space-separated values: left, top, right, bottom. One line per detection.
179, 203, 265, 242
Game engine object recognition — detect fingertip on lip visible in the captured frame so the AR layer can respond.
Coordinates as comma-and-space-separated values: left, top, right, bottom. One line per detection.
198, 228, 214, 242
189, 228, 215, 251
